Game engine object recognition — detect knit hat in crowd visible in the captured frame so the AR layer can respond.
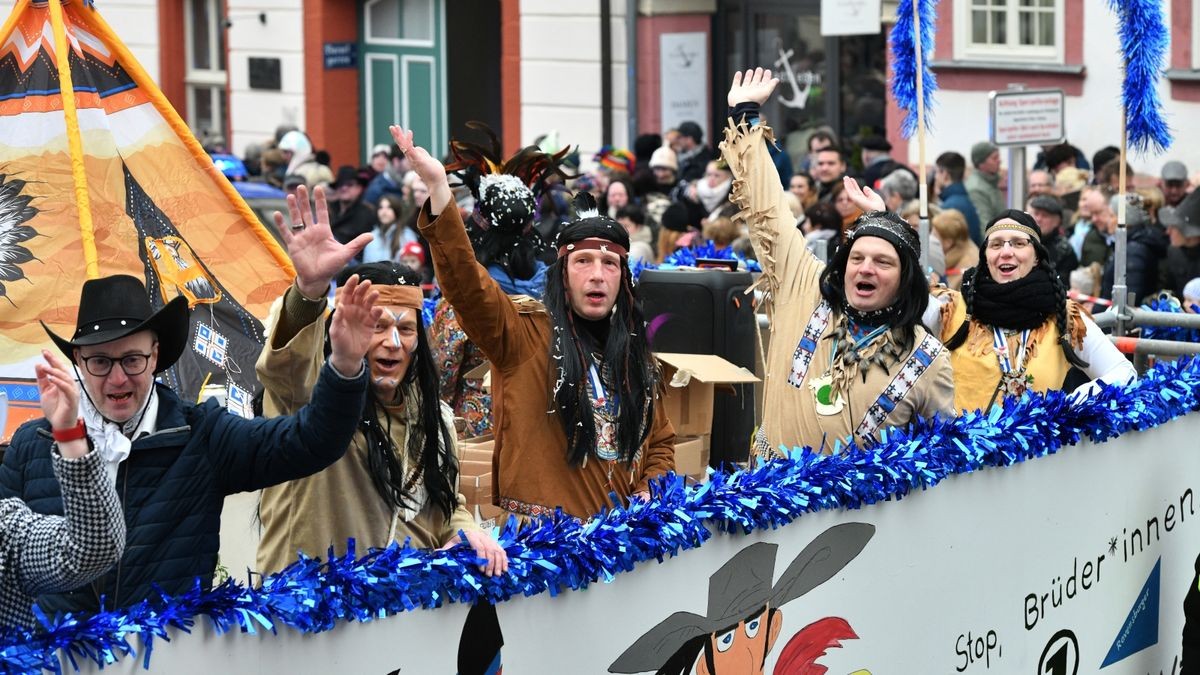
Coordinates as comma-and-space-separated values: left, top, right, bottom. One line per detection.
400, 241, 425, 265
594, 146, 635, 175
971, 141, 999, 167
1183, 278, 1200, 305
1028, 194, 1064, 218
648, 146, 678, 171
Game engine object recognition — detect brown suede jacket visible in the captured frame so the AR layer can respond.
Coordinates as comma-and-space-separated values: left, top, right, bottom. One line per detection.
419, 205, 675, 520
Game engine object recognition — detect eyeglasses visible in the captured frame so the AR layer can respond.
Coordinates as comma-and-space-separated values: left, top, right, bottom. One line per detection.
79, 353, 153, 377
986, 237, 1031, 251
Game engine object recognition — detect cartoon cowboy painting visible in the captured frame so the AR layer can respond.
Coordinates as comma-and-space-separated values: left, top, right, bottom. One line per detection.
609, 523, 875, 675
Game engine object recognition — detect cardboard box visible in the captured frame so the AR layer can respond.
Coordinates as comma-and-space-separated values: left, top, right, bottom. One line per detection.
656, 353, 759, 437
477, 504, 505, 522
460, 459, 491, 478
462, 447, 492, 464
460, 433, 494, 449
459, 472, 492, 507
674, 434, 711, 479
460, 433, 494, 464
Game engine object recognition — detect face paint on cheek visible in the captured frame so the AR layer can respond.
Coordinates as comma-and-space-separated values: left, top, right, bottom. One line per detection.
373, 374, 402, 394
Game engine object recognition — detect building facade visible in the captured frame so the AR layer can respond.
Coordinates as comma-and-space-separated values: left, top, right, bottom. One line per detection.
96, 0, 1199, 177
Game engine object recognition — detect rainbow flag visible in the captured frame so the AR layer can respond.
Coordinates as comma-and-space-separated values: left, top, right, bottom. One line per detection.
0, 0, 294, 439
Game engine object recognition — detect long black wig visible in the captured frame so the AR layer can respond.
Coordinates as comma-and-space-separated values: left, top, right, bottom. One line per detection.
330, 263, 459, 519
543, 193, 658, 467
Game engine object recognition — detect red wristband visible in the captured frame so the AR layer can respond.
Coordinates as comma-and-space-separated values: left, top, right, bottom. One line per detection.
52, 419, 87, 443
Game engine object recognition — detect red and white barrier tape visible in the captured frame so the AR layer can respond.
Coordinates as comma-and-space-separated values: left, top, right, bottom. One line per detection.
1067, 290, 1112, 307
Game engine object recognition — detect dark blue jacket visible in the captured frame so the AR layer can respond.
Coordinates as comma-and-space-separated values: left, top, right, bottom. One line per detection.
0, 361, 367, 616
1101, 224, 1171, 305
939, 182, 983, 244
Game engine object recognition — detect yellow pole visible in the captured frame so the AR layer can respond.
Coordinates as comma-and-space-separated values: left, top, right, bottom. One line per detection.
47, 0, 100, 278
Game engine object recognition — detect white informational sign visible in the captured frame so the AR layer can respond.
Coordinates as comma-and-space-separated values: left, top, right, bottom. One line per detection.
990, 88, 1067, 146
68, 415, 1200, 673
659, 32, 708, 141
821, 0, 882, 36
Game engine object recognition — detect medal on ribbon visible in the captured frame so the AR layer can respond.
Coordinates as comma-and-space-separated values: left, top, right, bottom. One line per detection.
809, 374, 844, 415
993, 327, 1033, 401
1002, 371, 1032, 397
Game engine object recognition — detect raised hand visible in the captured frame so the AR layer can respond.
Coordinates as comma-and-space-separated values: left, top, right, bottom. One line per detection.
327, 274, 382, 377
389, 125, 452, 214
276, 185, 373, 299
727, 67, 779, 108
843, 175, 886, 213
35, 349, 79, 431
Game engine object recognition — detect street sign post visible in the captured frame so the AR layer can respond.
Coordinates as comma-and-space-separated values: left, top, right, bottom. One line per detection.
988, 87, 1066, 147
988, 86, 1066, 209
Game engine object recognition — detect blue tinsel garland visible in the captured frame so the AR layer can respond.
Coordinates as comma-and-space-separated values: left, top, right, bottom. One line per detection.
889, 0, 938, 138
631, 241, 762, 282
1141, 297, 1200, 343
421, 294, 439, 328
1107, 0, 1172, 153
4, 357, 1200, 673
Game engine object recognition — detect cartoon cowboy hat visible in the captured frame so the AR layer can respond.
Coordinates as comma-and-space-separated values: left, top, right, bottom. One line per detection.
608, 522, 875, 673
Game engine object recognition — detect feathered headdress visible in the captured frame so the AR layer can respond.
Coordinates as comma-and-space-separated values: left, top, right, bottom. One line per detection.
445, 121, 575, 234
444, 122, 576, 277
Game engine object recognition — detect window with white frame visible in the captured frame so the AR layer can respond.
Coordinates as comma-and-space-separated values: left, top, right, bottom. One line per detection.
184, 0, 227, 145
1193, 0, 1200, 69
954, 0, 1064, 64
365, 0, 435, 46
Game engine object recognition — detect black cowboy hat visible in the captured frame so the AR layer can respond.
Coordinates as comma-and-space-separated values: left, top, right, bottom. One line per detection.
608, 523, 874, 673
41, 274, 190, 374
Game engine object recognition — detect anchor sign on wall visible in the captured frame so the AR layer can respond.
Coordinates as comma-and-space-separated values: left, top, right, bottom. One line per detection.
774, 42, 822, 111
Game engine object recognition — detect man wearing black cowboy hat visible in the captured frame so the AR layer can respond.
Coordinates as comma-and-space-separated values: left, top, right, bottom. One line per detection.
0, 237, 379, 615
329, 164, 377, 245
609, 523, 874, 674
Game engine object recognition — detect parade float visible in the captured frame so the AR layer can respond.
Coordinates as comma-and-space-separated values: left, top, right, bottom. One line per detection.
0, 1, 1196, 673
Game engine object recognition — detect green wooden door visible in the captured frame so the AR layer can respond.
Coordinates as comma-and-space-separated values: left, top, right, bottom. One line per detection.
360, 0, 447, 162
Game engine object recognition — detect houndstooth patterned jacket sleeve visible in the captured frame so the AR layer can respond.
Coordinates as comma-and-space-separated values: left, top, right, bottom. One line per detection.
0, 447, 125, 626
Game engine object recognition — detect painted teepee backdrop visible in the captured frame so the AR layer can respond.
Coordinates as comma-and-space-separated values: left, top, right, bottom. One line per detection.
0, 0, 295, 439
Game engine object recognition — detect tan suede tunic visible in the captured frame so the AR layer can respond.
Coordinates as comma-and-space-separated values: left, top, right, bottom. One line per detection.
936, 290, 1087, 412
721, 119, 956, 454
254, 288, 476, 575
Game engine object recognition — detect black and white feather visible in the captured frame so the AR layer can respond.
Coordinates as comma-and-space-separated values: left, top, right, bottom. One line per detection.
571, 191, 600, 220
0, 173, 40, 305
